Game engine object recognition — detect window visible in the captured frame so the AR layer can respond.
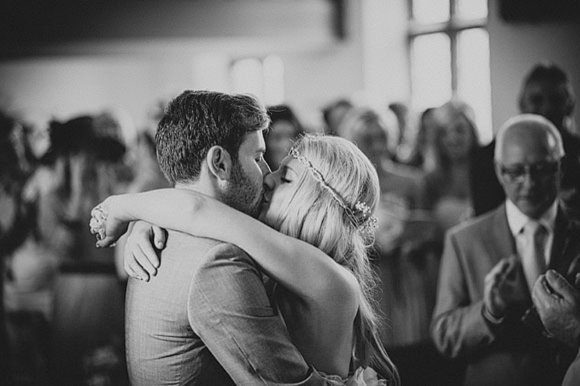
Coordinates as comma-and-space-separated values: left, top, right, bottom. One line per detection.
230, 55, 285, 106
409, 0, 492, 142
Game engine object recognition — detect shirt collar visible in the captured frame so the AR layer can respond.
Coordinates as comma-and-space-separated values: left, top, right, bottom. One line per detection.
505, 199, 558, 236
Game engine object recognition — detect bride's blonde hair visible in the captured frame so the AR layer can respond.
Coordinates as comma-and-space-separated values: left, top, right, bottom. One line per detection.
268, 134, 399, 384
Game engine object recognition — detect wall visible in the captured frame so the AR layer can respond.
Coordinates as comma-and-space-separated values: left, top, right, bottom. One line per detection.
0, 0, 339, 54
0, 0, 368, 132
488, 0, 580, 134
361, 0, 411, 112
5, 0, 579, 138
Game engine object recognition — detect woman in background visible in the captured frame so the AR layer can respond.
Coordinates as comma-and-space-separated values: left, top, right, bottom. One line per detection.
264, 104, 305, 168
406, 107, 438, 172
335, 107, 451, 385
417, 99, 480, 231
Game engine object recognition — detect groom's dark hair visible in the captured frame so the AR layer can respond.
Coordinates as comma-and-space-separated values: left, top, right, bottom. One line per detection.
155, 90, 270, 185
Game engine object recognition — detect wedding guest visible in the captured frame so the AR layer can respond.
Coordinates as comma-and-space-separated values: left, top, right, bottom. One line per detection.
321, 98, 353, 135
431, 114, 580, 385
0, 110, 35, 385
470, 62, 580, 220
417, 100, 479, 232
406, 107, 438, 172
265, 104, 305, 168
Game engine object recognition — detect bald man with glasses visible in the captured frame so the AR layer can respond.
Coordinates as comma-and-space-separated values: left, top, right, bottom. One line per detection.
431, 114, 580, 386
470, 62, 580, 221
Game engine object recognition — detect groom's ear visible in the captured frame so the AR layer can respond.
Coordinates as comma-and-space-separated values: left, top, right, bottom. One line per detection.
206, 145, 232, 181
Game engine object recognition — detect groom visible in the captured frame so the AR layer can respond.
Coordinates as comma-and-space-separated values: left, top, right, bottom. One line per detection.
125, 90, 334, 385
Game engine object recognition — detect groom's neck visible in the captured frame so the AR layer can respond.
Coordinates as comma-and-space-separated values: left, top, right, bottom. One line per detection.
174, 177, 221, 202
174, 181, 210, 195
173, 163, 225, 202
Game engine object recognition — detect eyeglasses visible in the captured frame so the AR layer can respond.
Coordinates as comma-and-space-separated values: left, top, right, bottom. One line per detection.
497, 160, 560, 184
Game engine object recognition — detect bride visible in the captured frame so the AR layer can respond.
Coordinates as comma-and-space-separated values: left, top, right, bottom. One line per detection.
91, 134, 400, 385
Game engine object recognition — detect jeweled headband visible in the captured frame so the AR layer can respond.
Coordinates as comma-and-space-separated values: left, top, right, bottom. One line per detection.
289, 145, 378, 235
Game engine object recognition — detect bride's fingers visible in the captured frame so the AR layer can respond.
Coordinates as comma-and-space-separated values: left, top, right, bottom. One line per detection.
125, 248, 151, 281
124, 260, 141, 280
96, 237, 116, 249
137, 242, 159, 277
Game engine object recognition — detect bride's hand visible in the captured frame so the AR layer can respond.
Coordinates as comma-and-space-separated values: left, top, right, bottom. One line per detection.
90, 196, 130, 248
124, 220, 167, 281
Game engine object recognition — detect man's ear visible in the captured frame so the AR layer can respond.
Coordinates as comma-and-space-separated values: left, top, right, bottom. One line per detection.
493, 160, 504, 184
206, 146, 233, 181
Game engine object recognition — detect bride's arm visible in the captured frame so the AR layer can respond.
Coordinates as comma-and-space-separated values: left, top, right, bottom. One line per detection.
95, 188, 358, 306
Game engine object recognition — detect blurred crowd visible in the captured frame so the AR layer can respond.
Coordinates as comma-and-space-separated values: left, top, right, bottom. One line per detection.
2, 61, 580, 385
264, 61, 580, 386
0, 104, 170, 385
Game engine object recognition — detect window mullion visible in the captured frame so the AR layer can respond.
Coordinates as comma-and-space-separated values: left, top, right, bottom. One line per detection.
450, 0, 457, 17
450, 0, 458, 95
450, 30, 458, 95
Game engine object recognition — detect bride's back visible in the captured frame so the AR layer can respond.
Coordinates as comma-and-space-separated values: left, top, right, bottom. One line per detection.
274, 280, 358, 378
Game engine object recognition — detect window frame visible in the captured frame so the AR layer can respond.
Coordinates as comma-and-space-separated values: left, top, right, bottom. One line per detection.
229, 55, 285, 106
408, 0, 488, 99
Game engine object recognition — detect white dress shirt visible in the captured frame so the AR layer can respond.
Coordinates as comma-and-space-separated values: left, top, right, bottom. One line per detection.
505, 199, 558, 268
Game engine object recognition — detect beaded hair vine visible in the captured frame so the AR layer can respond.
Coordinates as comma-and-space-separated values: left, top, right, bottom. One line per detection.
289, 146, 378, 235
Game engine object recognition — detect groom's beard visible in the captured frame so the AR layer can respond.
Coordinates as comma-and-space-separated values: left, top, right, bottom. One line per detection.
222, 161, 263, 218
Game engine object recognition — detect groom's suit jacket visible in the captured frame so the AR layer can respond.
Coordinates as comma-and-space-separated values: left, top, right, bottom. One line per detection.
125, 230, 333, 386
431, 203, 580, 386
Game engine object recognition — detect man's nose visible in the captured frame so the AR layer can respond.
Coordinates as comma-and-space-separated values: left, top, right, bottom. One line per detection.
260, 160, 272, 176
520, 170, 539, 189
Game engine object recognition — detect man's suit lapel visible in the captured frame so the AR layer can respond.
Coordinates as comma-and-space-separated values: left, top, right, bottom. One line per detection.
550, 207, 580, 280
487, 204, 532, 298
487, 204, 517, 265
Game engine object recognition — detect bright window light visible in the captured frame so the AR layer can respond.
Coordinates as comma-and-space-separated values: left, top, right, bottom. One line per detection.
230, 55, 284, 105
411, 33, 452, 112
412, 0, 450, 23
457, 28, 492, 143
409, 0, 491, 143
263, 55, 285, 106
231, 58, 263, 98
456, 0, 488, 19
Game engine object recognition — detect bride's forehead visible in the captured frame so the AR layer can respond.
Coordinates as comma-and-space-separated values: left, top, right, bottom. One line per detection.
280, 155, 305, 173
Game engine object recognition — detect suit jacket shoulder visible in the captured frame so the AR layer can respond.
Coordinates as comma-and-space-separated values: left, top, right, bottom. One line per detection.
447, 205, 515, 260
125, 231, 254, 386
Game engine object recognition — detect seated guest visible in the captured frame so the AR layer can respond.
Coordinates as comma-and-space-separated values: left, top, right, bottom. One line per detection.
431, 114, 580, 385
471, 62, 580, 220
532, 269, 580, 386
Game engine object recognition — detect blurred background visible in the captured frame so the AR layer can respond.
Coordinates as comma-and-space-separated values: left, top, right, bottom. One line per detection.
1, 0, 580, 385
2, 0, 579, 141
